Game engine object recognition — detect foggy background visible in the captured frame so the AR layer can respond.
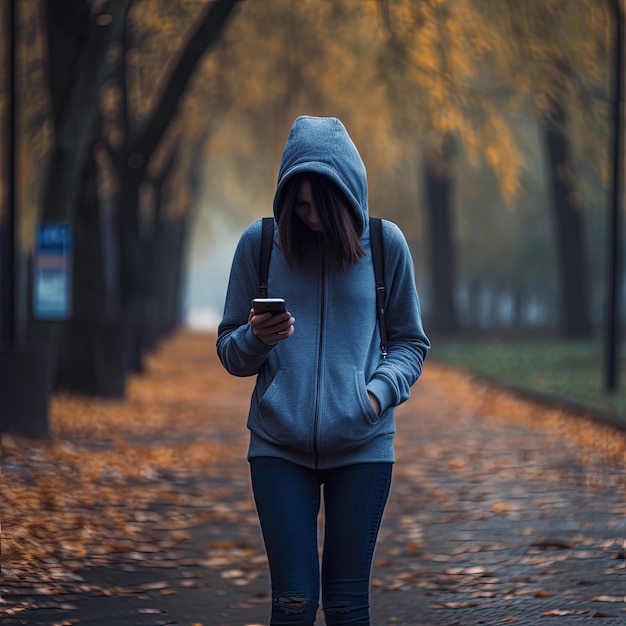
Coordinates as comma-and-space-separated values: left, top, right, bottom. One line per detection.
1, 0, 623, 414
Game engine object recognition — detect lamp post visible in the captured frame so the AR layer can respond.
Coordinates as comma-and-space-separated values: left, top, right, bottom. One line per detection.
0, 0, 49, 437
1, 0, 16, 347
605, 0, 624, 393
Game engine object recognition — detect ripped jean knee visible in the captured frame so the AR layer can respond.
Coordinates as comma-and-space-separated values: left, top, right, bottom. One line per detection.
271, 592, 318, 624
273, 594, 308, 614
325, 601, 371, 626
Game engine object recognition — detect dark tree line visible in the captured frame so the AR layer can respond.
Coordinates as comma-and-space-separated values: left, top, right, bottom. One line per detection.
31, 0, 241, 401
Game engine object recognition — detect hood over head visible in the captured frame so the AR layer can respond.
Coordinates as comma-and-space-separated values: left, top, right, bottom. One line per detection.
273, 116, 369, 232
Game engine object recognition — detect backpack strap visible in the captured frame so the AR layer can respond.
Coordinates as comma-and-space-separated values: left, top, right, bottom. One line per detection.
259, 217, 274, 298
370, 217, 388, 359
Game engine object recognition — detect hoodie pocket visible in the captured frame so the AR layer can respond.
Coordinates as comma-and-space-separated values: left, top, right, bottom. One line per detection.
355, 369, 380, 426
317, 368, 384, 453
255, 369, 314, 451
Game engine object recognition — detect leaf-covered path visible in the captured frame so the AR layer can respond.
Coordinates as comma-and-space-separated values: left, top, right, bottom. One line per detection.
1, 330, 625, 625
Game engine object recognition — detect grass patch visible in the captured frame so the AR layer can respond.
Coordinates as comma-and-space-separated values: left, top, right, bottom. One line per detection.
430, 339, 626, 417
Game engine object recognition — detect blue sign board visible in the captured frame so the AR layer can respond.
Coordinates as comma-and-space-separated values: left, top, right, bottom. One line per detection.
33, 222, 72, 320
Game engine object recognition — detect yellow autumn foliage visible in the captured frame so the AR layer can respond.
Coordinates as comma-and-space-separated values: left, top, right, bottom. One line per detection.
2, 0, 615, 253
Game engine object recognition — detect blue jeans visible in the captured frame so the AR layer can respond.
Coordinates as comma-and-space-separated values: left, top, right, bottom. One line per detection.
249, 457, 393, 626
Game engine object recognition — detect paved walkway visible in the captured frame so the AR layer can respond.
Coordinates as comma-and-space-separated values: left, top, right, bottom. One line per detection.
1, 331, 625, 625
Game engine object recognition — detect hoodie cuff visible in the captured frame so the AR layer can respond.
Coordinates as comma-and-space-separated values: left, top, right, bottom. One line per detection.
241, 324, 275, 358
366, 376, 395, 415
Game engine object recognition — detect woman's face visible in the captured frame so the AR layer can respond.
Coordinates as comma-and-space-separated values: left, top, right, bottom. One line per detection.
294, 179, 323, 232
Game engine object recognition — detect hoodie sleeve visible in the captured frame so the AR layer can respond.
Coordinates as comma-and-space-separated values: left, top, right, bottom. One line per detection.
216, 220, 274, 377
366, 220, 431, 413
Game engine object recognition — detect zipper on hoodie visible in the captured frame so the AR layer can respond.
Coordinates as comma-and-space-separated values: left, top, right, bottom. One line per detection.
313, 238, 325, 469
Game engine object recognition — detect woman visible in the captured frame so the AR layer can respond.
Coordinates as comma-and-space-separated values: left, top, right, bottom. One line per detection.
217, 115, 430, 626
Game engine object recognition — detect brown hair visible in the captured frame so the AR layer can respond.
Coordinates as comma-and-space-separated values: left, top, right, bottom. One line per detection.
276, 173, 365, 271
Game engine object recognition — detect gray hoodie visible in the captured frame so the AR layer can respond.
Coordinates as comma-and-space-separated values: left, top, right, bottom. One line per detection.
217, 116, 430, 469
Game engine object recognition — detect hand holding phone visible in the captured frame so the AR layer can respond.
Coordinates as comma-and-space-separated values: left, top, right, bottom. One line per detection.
250, 298, 295, 346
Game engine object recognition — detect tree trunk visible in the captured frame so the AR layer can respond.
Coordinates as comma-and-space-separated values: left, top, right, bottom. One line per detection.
543, 96, 593, 338
111, 0, 241, 372
423, 138, 459, 334
164, 217, 189, 335
141, 144, 180, 350
55, 149, 129, 397
116, 168, 145, 372
41, 0, 132, 225
138, 215, 189, 352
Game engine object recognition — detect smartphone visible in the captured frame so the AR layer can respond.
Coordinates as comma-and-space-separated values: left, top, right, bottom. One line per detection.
252, 298, 287, 316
